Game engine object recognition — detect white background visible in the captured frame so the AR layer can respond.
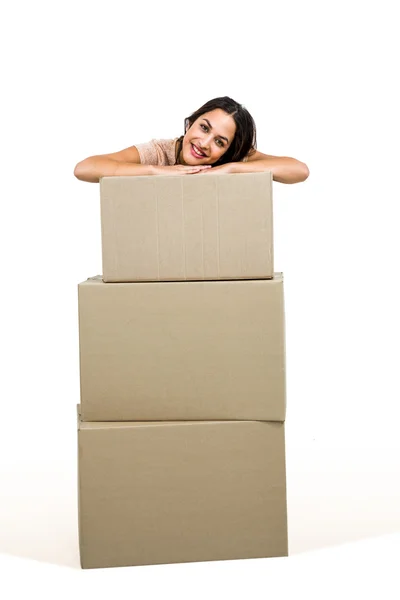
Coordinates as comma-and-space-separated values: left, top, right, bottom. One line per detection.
1, 0, 399, 597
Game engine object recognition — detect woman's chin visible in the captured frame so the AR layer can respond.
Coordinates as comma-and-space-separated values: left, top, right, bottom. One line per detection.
183, 155, 203, 167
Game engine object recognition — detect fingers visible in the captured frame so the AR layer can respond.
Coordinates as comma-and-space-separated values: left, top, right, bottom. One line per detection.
196, 169, 213, 175
159, 165, 213, 176
182, 165, 212, 173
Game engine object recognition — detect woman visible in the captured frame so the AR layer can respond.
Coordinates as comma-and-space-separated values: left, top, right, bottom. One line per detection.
74, 97, 309, 184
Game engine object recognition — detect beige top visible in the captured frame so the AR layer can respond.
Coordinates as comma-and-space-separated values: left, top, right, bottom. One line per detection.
136, 138, 250, 166
136, 138, 180, 166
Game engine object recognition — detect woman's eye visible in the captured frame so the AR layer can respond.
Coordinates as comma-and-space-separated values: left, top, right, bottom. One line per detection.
200, 124, 208, 131
216, 139, 224, 147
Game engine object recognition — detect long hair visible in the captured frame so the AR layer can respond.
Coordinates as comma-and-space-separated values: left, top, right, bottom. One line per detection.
175, 96, 257, 166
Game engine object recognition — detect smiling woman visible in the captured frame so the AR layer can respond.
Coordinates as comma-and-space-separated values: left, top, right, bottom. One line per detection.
73, 96, 309, 184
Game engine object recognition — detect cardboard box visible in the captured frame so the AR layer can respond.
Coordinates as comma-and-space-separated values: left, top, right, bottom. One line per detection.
78, 412, 288, 569
100, 173, 273, 282
78, 274, 286, 421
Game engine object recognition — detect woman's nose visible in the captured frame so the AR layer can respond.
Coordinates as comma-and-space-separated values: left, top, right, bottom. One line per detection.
200, 134, 212, 149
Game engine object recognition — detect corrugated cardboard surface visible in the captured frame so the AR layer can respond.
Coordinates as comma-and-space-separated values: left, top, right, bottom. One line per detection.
100, 173, 273, 282
78, 414, 288, 569
78, 275, 286, 422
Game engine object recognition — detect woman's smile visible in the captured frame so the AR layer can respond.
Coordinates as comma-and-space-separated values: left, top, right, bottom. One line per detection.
190, 143, 207, 159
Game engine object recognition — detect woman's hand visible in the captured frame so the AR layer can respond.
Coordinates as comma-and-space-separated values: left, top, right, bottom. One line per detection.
152, 165, 212, 176
199, 163, 235, 175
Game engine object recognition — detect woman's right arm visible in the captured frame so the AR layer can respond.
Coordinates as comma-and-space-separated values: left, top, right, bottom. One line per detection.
73, 145, 155, 183
74, 145, 211, 183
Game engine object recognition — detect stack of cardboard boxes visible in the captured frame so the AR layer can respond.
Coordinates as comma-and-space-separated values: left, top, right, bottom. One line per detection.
77, 172, 288, 569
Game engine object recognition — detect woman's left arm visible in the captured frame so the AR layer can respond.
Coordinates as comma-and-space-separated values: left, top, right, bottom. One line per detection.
210, 151, 309, 184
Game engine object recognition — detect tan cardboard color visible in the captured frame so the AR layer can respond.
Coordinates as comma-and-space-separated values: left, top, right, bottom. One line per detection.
78, 274, 286, 421
100, 172, 273, 282
78, 412, 288, 569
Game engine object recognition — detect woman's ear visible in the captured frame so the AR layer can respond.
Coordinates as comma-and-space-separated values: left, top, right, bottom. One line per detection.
184, 118, 190, 133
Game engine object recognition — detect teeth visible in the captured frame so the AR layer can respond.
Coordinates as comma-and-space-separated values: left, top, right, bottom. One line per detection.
193, 144, 204, 157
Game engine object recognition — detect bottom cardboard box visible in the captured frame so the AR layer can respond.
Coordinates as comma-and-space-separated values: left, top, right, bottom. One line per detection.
78, 411, 288, 569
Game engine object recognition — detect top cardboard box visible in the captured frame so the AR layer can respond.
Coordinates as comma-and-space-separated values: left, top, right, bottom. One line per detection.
100, 172, 273, 282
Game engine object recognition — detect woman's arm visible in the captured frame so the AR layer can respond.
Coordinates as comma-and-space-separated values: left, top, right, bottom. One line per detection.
73, 145, 156, 183
208, 150, 310, 184
74, 145, 210, 183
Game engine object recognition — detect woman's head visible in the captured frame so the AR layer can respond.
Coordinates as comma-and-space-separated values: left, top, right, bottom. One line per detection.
177, 96, 256, 167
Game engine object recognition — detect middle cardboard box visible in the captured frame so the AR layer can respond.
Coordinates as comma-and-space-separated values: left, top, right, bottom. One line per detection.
78, 274, 286, 422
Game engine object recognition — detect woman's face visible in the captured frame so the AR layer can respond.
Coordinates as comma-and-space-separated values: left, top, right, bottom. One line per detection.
180, 108, 237, 165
